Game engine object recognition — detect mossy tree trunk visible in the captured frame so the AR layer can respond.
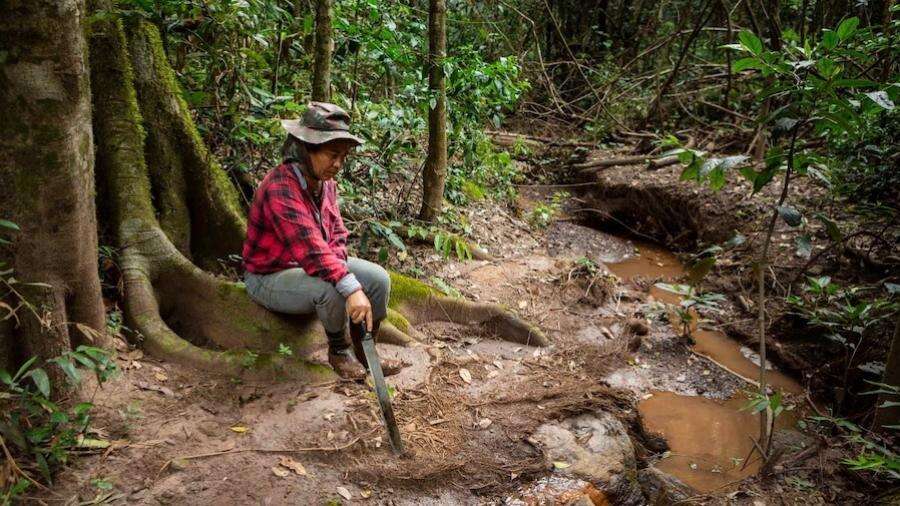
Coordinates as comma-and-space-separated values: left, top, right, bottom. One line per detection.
312, 0, 334, 102
0, 0, 109, 394
418, 0, 448, 222
83, 12, 546, 381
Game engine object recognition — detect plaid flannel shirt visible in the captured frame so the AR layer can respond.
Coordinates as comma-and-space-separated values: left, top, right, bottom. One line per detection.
242, 162, 361, 297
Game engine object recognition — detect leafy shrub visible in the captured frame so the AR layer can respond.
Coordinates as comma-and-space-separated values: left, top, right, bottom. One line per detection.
1, 348, 117, 502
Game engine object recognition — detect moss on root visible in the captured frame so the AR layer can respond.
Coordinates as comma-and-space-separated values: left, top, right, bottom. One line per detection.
388, 272, 440, 310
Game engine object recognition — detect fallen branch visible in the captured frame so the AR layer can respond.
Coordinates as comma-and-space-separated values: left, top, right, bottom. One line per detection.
486, 130, 596, 148
156, 429, 375, 478
573, 154, 655, 170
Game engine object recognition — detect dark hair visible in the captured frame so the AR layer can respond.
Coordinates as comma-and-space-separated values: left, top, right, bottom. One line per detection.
280, 135, 320, 165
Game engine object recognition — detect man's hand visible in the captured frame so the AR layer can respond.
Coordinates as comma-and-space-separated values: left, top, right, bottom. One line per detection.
346, 289, 373, 331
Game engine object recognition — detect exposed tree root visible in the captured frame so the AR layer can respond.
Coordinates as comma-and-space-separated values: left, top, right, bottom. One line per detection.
87, 17, 546, 381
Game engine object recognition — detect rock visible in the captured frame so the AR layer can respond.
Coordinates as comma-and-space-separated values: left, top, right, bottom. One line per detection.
168, 458, 189, 471
637, 466, 694, 504
529, 412, 644, 505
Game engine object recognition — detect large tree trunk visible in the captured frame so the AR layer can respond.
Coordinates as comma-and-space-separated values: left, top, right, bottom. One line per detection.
0, 0, 109, 393
83, 14, 545, 381
312, 0, 334, 102
418, 0, 448, 222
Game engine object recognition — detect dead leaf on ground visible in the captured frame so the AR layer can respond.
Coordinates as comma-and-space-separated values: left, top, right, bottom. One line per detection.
360, 489, 373, 499
278, 456, 307, 476
154, 372, 168, 382
230, 425, 249, 433
271, 466, 289, 478
477, 418, 492, 429
336, 486, 352, 500
459, 368, 472, 384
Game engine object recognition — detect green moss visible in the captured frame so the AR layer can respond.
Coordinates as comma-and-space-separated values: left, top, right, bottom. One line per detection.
385, 308, 411, 333
133, 20, 245, 260
461, 180, 486, 201
387, 272, 438, 309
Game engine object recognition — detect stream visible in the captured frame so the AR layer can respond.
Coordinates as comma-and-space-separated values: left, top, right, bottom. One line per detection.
551, 221, 804, 494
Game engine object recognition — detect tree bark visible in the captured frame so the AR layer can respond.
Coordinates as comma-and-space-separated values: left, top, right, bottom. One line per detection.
312, 0, 334, 102
874, 315, 900, 430
419, 0, 448, 222
0, 0, 109, 392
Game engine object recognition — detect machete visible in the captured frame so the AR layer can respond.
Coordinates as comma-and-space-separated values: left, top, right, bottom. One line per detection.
357, 323, 404, 454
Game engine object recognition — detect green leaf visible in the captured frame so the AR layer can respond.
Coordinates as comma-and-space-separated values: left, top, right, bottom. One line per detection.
0, 368, 11, 386
836, 17, 859, 40
864, 91, 895, 111
73, 402, 93, 416
815, 213, 842, 242
0, 219, 19, 231
739, 166, 757, 184
822, 30, 839, 50
50, 357, 80, 384
777, 205, 802, 227
752, 167, 777, 194
738, 30, 763, 55
708, 166, 726, 191
385, 230, 406, 251
732, 57, 762, 72
12, 356, 37, 382
679, 160, 700, 182
28, 368, 50, 398
833, 78, 877, 89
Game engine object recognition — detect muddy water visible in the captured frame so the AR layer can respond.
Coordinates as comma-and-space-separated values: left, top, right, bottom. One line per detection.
639, 391, 798, 492
605, 239, 803, 493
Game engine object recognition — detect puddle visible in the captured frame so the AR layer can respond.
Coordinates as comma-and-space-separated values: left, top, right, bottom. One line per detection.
692, 329, 802, 395
604, 240, 685, 282
603, 235, 804, 493
638, 391, 798, 493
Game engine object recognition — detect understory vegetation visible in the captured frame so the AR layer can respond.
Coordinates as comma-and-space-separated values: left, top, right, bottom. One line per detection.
1, 0, 898, 502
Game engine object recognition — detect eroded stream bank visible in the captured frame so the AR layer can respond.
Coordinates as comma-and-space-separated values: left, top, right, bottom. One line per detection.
548, 220, 805, 494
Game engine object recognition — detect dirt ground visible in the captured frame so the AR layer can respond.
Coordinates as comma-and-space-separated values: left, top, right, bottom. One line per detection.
32, 139, 882, 505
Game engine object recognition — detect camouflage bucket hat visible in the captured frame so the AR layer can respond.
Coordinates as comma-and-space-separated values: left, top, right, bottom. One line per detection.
280, 102, 364, 146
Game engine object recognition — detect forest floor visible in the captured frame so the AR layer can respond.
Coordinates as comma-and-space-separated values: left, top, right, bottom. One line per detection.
35, 138, 880, 505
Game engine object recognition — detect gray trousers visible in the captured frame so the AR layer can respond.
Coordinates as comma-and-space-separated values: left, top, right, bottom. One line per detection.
244, 257, 390, 338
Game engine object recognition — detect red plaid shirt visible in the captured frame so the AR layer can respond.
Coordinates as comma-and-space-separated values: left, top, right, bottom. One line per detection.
242, 162, 357, 293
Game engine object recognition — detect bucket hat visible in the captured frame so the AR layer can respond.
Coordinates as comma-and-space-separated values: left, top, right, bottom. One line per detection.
280, 102, 364, 146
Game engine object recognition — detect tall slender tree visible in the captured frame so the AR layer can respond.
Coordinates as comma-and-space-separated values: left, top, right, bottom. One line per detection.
312, 0, 334, 102
419, 0, 448, 221
0, 0, 109, 393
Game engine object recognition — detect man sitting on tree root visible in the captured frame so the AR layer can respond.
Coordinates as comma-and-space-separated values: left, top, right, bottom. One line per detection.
242, 102, 405, 379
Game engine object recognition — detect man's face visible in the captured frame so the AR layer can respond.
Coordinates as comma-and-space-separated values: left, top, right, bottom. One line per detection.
308, 140, 355, 181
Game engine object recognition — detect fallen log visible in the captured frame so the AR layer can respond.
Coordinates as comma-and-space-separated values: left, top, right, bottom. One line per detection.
486, 130, 596, 148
